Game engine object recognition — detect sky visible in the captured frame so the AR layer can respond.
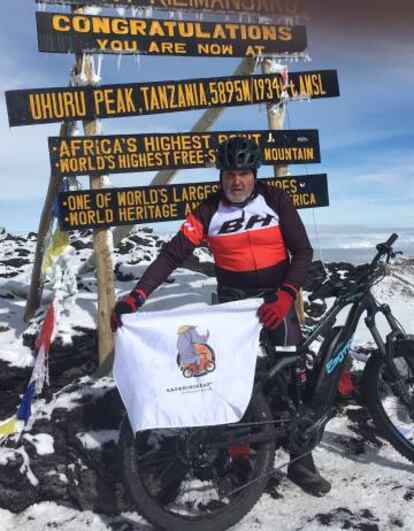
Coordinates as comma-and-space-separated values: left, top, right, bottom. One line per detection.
0, 0, 413, 244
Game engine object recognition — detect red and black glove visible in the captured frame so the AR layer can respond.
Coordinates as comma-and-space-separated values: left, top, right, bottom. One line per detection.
110, 288, 146, 332
257, 283, 297, 329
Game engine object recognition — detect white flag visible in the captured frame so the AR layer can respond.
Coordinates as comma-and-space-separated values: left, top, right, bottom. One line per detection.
114, 299, 262, 432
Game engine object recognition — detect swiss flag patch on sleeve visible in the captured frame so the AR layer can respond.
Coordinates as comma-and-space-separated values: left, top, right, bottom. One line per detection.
180, 213, 205, 246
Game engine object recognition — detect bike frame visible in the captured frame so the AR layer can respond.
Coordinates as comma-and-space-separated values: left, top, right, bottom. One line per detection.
298, 290, 404, 416
252, 283, 406, 440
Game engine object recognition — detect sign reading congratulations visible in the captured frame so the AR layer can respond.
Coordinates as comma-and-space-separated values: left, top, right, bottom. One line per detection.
58, 174, 329, 230
37, 13, 307, 57
6, 70, 339, 126
49, 129, 320, 177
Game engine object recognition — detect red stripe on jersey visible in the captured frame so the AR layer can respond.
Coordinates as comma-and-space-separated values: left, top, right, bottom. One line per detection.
208, 225, 288, 272
180, 213, 205, 246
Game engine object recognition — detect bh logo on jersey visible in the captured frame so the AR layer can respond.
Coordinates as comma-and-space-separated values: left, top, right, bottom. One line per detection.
218, 214, 275, 234
176, 325, 216, 378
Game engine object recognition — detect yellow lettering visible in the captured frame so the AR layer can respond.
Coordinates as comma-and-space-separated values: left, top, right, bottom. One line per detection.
279, 26, 292, 41
52, 15, 70, 32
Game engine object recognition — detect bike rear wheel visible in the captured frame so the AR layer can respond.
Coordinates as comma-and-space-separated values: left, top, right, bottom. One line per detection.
363, 344, 414, 463
120, 392, 275, 531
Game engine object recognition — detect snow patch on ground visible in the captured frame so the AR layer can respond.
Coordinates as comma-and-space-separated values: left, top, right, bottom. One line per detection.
23, 433, 54, 456
76, 430, 119, 450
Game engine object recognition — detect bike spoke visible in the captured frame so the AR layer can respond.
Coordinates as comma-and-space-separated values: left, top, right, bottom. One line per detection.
378, 364, 414, 442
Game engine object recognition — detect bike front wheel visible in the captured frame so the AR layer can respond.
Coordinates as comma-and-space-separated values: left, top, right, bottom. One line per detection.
363, 344, 414, 463
120, 392, 276, 531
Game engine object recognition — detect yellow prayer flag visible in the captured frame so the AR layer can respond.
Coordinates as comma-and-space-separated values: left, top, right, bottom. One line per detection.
0, 415, 16, 437
42, 227, 70, 273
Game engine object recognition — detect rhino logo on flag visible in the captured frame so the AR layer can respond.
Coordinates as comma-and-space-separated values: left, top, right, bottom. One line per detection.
176, 325, 216, 378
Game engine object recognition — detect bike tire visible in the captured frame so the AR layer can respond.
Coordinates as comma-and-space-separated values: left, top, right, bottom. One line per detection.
363, 350, 414, 463
120, 392, 275, 531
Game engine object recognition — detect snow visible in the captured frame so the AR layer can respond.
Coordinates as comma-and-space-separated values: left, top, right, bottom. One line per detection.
0, 502, 147, 531
45, 470, 69, 484
27, 377, 117, 425
1, 228, 414, 529
237, 428, 414, 530
1, 445, 40, 487
76, 430, 119, 450
23, 433, 54, 456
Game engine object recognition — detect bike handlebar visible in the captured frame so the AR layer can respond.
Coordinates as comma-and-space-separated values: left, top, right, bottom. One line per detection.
370, 232, 399, 271
308, 233, 399, 302
384, 233, 399, 247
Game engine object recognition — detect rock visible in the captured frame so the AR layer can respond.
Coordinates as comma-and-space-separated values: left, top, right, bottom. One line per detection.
117, 241, 135, 255
0, 271, 20, 279
39, 465, 70, 501
0, 292, 15, 300
0, 258, 31, 268
127, 235, 150, 247
305, 300, 327, 318
0, 360, 32, 418
0, 378, 130, 514
114, 264, 134, 282
0, 451, 40, 512
16, 249, 31, 257
70, 239, 93, 250
4, 233, 26, 243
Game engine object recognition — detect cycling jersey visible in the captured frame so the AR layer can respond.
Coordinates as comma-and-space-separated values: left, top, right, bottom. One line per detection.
136, 181, 313, 297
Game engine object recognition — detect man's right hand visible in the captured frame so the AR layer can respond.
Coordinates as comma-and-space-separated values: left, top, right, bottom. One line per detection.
110, 288, 146, 332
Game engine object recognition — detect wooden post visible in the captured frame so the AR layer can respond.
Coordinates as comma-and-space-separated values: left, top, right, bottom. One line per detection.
81, 55, 115, 373
261, 58, 305, 324
25, 4, 115, 370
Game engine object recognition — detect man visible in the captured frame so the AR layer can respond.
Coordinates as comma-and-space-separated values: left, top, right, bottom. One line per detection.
111, 137, 331, 496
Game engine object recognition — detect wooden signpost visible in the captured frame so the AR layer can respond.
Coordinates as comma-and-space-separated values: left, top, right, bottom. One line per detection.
58, 175, 329, 230
49, 129, 320, 177
5, 70, 339, 127
8, 0, 340, 372
37, 12, 307, 57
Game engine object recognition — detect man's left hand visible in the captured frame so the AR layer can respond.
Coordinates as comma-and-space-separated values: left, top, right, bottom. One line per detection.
257, 286, 296, 329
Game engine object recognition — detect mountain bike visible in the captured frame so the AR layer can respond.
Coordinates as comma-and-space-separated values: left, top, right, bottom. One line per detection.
119, 233, 414, 530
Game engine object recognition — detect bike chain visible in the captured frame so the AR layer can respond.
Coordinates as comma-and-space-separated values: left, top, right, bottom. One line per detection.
226, 448, 315, 498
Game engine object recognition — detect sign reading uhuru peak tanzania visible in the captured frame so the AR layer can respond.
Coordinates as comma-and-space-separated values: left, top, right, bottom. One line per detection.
58, 174, 329, 230
6, 70, 339, 126
35, 0, 300, 17
37, 12, 307, 57
49, 129, 320, 177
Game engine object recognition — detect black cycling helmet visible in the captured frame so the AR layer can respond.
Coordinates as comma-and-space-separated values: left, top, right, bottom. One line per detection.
216, 137, 261, 172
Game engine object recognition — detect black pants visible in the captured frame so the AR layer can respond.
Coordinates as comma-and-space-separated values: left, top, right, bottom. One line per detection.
218, 286, 313, 463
